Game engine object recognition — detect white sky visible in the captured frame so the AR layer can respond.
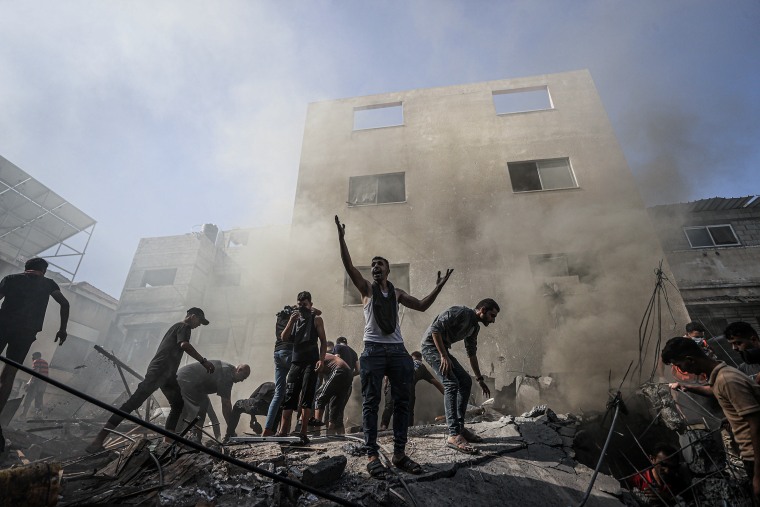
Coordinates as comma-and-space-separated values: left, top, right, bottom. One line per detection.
1, 1, 758, 297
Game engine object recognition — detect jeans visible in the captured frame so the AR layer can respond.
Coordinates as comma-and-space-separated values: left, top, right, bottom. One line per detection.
421, 343, 472, 436
360, 342, 414, 457
265, 349, 292, 431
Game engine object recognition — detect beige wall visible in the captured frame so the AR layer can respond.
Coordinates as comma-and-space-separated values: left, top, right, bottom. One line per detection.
288, 70, 689, 410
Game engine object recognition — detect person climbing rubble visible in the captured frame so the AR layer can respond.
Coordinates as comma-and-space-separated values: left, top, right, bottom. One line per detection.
86, 308, 214, 453
420, 300, 498, 454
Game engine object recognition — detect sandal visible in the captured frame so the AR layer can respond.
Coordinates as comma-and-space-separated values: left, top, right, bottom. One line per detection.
446, 438, 479, 455
392, 454, 423, 474
460, 428, 483, 443
367, 458, 391, 480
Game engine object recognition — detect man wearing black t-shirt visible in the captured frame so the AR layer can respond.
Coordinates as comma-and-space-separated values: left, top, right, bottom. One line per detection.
86, 307, 214, 453
0, 257, 70, 451
276, 291, 327, 444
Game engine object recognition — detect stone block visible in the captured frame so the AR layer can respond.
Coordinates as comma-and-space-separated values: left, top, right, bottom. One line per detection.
301, 455, 347, 488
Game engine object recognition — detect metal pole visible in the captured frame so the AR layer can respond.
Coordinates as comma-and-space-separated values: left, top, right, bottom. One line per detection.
0, 354, 357, 507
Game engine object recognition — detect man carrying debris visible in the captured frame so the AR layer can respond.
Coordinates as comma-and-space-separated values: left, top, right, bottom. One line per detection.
421, 300, 497, 454
20, 351, 49, 419
86, 308, 214, 453
0, 257, 69, 452
177, 360, 250, 442
662, 337, 760, 503
276, 291, 327, 445
313, 352, 352, 434
335, 215, 452, 478
381, 351, 444, 429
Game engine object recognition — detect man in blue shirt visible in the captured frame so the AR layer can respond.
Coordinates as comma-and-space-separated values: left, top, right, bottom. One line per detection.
421, 299, 499, 454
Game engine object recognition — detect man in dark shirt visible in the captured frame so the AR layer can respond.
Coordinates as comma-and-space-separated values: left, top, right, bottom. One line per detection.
177, 360, 250, 442
225, 381, 279, 440
86, 307, 214, 452
276, 291, 326, 445
381, 351, 444, 429
0, 257, 69, 451
421, 299, 498, 454
314, 353, 352, 434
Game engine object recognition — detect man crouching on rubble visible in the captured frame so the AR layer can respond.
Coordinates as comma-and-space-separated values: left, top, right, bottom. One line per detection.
86, 308, 215, 453
662, 337, 760, 503
421, 300, 497, 454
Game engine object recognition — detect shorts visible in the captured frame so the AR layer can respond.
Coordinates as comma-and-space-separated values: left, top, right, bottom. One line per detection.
282, 361, 318, 410
0, 329, 37, 363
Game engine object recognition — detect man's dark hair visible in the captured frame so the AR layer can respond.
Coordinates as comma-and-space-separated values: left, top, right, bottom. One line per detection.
372, 256, 390, 267
411, 351, 422, 360
297, 291, 312, 302
32, 352, 42, 359
685, 322, 706, 334
25, 257, 49, 271
724, 321, 758, 340
650, 442, 679, 459
475, 298, 500, 313
661, 337, 707, 365
336, 336, 348, 345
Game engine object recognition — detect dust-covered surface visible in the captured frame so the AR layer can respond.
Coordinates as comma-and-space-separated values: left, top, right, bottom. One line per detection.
0, 408, 627, 507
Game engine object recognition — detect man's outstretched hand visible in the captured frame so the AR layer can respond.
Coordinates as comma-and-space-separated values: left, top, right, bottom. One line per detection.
335, 215, 345, 238
436, 269, 454, 287
55, 330, 67, 346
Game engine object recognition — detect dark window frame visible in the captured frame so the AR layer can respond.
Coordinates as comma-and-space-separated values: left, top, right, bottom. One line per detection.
683, 225, 740, 248
507, 158, 578, 193
348, 172, 406, 206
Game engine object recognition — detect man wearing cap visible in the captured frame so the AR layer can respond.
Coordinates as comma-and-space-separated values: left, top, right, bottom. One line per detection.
86, 308, 215, 452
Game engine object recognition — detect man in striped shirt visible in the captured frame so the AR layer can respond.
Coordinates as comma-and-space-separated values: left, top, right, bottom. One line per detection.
20, 352, 48, 418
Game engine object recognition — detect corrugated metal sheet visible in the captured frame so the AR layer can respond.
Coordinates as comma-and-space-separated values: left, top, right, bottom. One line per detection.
688, 195, 757, 212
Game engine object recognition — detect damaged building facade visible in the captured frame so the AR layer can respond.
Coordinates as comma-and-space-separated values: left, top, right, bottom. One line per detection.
648, 195, 760, 336
284, 69, 689, 411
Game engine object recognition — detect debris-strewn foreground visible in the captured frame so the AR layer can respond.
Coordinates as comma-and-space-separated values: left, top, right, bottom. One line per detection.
1, 408, 626, 506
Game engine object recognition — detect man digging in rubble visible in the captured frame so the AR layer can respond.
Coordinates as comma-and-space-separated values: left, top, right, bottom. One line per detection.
86, 308, 214, 453
662, 337, 760, 503
176, 360, 250, 443
335, 215, 453, 478
0, 257, 69, 452
225, 381, 279, 440
276, 291, 327, 445
421, 300, 497, 454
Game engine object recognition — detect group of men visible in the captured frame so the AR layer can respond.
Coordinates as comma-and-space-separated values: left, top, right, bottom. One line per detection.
0, 218, 502, 480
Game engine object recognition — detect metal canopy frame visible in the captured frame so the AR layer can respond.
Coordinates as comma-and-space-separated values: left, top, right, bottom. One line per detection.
0, 155, 96, 281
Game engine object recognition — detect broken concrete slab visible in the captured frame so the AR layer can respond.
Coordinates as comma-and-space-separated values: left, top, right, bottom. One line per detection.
301, 455, 347, 487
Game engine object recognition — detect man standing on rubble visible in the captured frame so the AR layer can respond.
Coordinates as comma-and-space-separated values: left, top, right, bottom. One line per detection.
421, 300, 497, 454
0, 257, 69, 452
177, 360, 250, 442
335, 215, 453, 478
662, 337, 760, 503
86, 308, 214, 453
276, 291, 327, 445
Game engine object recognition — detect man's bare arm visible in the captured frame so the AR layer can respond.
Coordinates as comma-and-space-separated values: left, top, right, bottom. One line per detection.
179, 342, 215, 373
397, 269, 453, 312
221, 397, 233, 433
51, 290, 70, 345
669, 382, 713, 397
468, 355, 491, 398
315, 316, 327, 371
335, 216, 370, 298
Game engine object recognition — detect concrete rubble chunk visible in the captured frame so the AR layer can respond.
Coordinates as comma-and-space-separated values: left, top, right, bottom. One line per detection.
301, 455, 347, 488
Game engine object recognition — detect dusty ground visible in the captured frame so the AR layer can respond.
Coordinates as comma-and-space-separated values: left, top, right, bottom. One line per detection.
2, 407, 627, 506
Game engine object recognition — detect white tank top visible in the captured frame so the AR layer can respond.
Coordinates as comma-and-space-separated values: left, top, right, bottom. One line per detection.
363, 291, 403, 344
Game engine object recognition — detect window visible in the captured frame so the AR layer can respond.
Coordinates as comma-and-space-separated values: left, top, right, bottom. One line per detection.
529, 253, 597, 285
493, 87, 552, 115
508, 158, 577, 192
348, 172, 405, 206
684, 225, 740, 248
344, 264, 410, 305
227, 231, 249, 248
140, 268, 177, 287
353, 102, 403, 130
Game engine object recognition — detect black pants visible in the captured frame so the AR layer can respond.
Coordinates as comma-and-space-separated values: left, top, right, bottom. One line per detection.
316, 369, 352, 427
108, 372, 184, 431
381, 380, 418, 428
283, 361, 318, 410
0, 330, 36, 363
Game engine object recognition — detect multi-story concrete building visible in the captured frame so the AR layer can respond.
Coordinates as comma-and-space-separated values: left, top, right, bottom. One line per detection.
286, 70, 689, 408
648, 195, 760, 335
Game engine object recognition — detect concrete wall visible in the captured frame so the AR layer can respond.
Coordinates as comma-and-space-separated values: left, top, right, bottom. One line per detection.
649, 198, 760, 335
288, 70, 688, 409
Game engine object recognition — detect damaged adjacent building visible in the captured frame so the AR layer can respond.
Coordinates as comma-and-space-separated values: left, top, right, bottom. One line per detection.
648, 195, 760, 336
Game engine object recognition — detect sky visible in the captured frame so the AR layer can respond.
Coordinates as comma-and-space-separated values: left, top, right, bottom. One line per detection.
1, 0, 758, 298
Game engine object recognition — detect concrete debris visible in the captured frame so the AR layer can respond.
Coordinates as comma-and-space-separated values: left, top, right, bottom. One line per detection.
638, 383, 686, 432
301, 455, 347, 487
